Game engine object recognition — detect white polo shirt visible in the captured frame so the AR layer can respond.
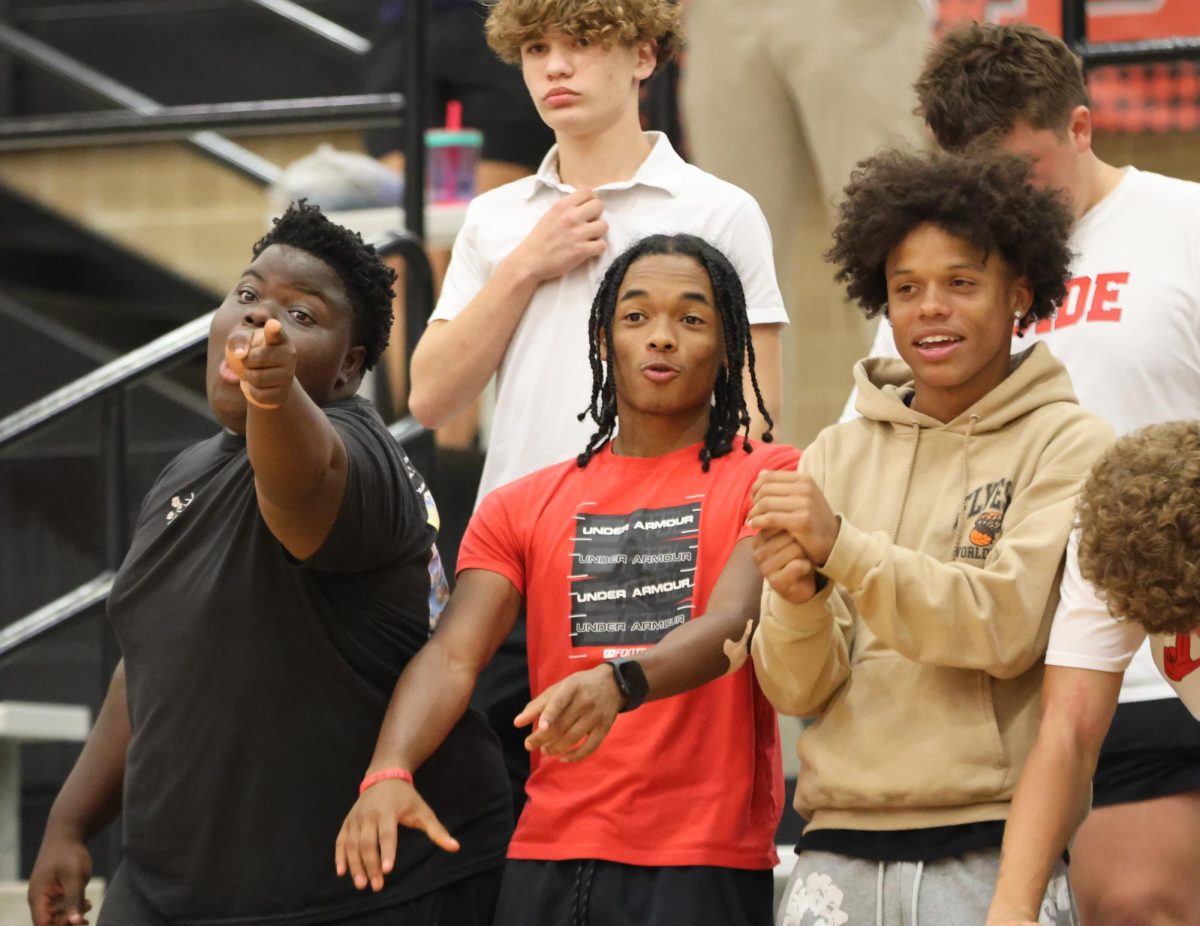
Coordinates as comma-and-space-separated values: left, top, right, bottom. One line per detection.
432, 132, 788, 506
1046, 531, 1200, 720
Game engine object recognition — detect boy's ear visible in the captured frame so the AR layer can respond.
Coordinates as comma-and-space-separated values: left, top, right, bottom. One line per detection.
597, 331, 608, 362
338, 345, 366, 389
1067, 104, 1093, 153
633, 39, 656, 82
1010, 276, 1034, 317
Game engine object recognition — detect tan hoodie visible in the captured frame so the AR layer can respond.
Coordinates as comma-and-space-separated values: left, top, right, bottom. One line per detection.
752, 343, 1113, 833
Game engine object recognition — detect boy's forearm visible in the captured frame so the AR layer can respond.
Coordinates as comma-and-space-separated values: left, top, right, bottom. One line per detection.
638, 543, 763, 700
44, 663, 130, 843
751, 586, 851, 717
989, 721, 1095, 921
246, 383, 342, 506
365, 640, 479, 774
366, 569, 522, 773
639, 604, 756, 702
988, 666, 1120, 922
409, 259, 540, 428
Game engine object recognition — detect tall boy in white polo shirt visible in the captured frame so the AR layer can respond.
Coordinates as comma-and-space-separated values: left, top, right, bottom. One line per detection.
408, 0, 786, 506
406, 0, 788, 810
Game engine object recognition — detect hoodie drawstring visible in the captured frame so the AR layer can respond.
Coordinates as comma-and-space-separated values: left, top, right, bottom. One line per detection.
950, 414, 980, 559
890, 422, 921, 543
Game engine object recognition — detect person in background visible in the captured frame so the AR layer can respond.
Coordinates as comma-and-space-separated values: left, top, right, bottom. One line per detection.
988, 420, 1200, 926
364, 0, 555, 446
681, 0, 932, 443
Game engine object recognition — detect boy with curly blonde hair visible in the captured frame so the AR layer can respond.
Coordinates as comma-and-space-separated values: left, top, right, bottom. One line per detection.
1076, 420, 1200, 651
409, 0, 787, 816
989, 421, 1200, 926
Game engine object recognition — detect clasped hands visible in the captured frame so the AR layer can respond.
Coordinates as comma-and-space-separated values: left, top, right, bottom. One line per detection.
747, 470, 840, 605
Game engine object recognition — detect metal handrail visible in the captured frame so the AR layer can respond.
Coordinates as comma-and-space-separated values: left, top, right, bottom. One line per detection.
0, 94, 404, 150
0, 313, 213, 451
239, 0, 371, 57
0, 21, 280, 184
1062, 0, 1200, 68
0, 1, 433, 669
0, 573, 116, 663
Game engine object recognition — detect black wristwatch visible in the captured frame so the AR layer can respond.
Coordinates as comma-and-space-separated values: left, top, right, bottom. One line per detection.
607, 658, 649, 713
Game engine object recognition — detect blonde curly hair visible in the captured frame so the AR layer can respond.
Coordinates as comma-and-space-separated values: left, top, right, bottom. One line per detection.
1077, 420, 1200, 636
485, 0, 683, 74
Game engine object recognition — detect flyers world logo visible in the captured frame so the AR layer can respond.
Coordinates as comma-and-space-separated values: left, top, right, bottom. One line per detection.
956, 477, 1014, 562
969, 510, 1004, 549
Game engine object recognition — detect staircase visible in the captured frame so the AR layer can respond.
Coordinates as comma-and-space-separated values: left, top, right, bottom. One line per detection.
0, 0, 435, 887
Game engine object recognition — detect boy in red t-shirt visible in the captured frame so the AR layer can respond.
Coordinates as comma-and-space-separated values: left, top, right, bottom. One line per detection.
336, 233, 798, 924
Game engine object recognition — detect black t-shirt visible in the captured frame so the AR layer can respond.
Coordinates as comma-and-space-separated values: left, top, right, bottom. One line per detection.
106, 397, 510, 925
797, 822, 1005, 862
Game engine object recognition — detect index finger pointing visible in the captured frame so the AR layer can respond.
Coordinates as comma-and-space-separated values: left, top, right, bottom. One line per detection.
263, 318, 285, 345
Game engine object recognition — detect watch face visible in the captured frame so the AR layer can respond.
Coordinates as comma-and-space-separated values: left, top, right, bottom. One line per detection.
615, 658, 648, 711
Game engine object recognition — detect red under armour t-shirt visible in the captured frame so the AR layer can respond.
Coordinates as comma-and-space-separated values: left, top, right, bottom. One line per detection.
459, 438, 800, 869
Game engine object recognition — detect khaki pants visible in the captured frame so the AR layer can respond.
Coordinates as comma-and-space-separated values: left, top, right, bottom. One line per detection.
681, 0, 933, 446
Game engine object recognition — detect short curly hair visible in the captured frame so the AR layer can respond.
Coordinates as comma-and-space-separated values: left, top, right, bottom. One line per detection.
254, 200, 395, 372
917, 22, 1089, 154
825, 149, 1074, 332
485, 0, 682, 74
1077, 421, 1200, 636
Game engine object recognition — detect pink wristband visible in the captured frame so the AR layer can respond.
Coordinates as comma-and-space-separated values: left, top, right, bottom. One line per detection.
359, 767, 414, 795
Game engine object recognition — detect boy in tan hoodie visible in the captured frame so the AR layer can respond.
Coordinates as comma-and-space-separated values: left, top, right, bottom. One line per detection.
749, 150, 1113, 925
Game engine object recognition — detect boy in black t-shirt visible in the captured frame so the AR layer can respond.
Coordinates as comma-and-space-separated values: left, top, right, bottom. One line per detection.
27, 202, 511, 926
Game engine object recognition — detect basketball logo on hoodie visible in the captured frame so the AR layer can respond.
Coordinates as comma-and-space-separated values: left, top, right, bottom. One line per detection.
956, 478, 1013, 561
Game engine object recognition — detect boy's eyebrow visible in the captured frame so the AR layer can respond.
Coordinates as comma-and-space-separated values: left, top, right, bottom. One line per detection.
618, 288, 712, 304
887, 259, 986, 278
239, 268, 332, 304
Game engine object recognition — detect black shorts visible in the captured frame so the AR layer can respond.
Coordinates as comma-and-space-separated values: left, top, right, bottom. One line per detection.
363, 7, 554, 169
1092, 697, 1200, 806
493, 858, 774, 926
98, 863, 502, 926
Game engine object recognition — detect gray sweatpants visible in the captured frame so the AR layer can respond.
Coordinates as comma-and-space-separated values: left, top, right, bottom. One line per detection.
776, 848, 1077, 926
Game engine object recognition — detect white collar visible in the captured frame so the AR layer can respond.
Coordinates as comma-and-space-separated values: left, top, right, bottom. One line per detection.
526, 131, 684, 199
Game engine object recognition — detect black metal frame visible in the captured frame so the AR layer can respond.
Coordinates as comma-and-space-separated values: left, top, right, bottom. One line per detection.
0, 94, 404, 149
1063, 0, 1200, 68
0, 2, 435, 666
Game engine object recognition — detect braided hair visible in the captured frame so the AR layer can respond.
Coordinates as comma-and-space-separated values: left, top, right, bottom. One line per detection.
254, 199, 396, 371
576, 234, 773, 470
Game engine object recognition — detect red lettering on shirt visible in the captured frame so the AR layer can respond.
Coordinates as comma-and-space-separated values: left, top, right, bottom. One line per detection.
1055, 276, 1091, 329
1033, 273, 1131, 334
1163, 633, 1200, 682
1086, 272, 1128, 323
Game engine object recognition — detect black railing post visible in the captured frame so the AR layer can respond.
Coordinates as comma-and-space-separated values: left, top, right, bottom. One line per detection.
400, 0, 435, 479
1062, 0, 1088, 57
0, 0, 12, 119
402, 0, 427, 244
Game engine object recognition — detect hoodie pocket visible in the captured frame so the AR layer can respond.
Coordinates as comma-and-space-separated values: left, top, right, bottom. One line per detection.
794, 654, 1008, 815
